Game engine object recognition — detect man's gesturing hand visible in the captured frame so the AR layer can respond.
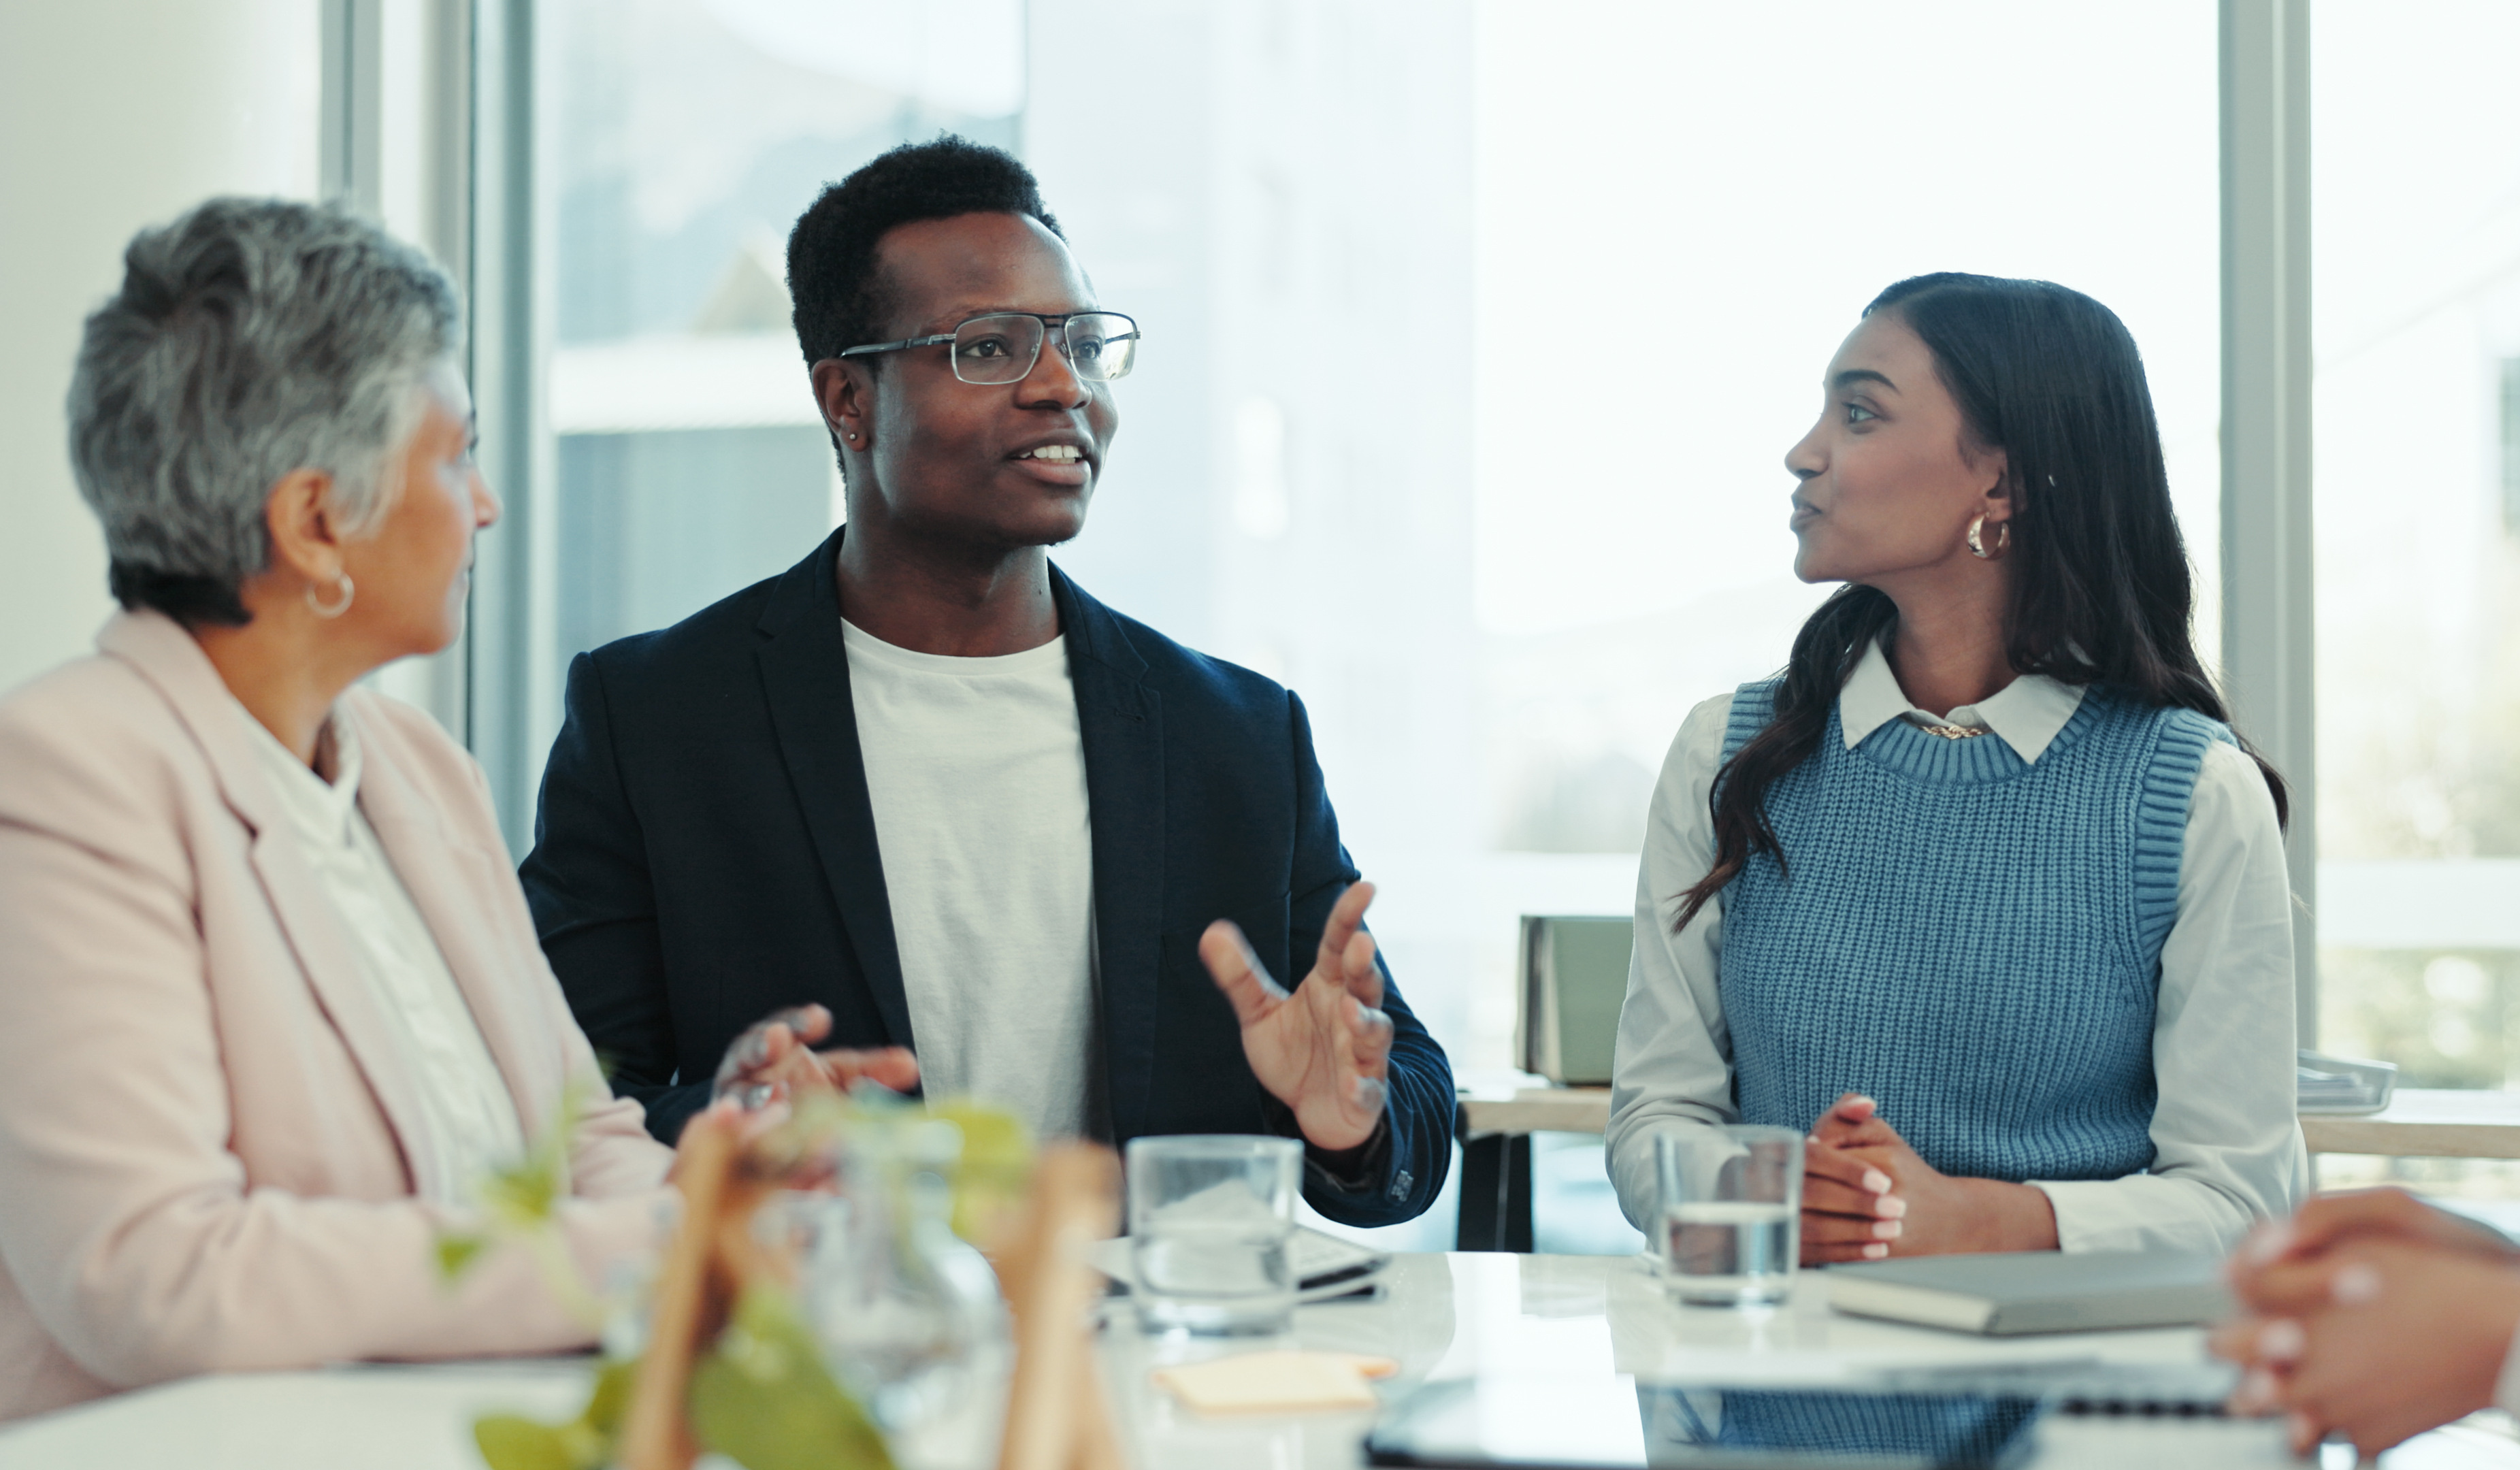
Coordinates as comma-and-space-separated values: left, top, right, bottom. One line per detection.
1198, 881, 1395, 1153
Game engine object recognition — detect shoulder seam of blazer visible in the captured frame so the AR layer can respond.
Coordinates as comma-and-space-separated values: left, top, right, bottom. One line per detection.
93, 610, 287, 840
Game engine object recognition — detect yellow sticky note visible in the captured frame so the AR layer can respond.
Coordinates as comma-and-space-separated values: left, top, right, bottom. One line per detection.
1150, 1350, 1398, 1415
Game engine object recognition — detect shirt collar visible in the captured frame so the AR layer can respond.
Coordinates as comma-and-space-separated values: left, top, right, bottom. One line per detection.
237, 699, 364, 848
1837, 638, 2087, 763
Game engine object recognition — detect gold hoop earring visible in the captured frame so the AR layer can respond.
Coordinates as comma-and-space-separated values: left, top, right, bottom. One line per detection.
306, 574, 355, 619
1966, 516, 2010, 560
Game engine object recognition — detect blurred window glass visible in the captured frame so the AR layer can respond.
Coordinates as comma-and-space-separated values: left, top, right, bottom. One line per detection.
530, 0, 1024, 753
513, 0, 2257, 1246
1468, 0, 2220, 1058
521, 0, 2224, 1088
2310, 0, 2520, 1087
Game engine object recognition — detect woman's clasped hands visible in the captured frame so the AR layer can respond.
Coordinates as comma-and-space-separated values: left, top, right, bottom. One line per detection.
1797, 1092, 2061, 1264
2213, 1188, 2520, 1458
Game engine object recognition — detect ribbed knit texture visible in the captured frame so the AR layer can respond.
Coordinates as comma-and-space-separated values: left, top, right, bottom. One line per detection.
1717, 680, 2231, 1183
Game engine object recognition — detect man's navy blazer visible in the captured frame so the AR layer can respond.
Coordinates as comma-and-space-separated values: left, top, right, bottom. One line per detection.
518, 529, 1453, 1227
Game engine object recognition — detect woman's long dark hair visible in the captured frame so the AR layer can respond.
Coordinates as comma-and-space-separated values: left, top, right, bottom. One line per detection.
1675, 272, 2287, 930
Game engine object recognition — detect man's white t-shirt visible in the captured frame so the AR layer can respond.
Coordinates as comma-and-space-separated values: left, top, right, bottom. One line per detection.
841, 619, 1100, 1141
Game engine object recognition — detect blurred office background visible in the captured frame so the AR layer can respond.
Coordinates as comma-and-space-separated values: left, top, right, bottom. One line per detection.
6, 0, 2519, 1247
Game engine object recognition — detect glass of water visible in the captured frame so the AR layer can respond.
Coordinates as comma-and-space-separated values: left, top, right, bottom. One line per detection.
1125, 1134, 1301, 1334
1654, 1125, 1802, 1305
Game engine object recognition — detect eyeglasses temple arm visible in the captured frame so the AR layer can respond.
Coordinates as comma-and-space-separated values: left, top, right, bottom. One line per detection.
836, 331, 958, 359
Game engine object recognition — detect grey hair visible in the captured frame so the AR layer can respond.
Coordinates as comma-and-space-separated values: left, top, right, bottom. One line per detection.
67, 197, 462, 626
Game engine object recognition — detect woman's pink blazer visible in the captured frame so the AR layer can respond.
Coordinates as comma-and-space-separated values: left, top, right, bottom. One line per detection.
0, 611, 675, 1422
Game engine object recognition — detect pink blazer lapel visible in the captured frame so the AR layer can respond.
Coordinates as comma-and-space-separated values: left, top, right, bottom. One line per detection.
348, 723, 561, 1143
93, 612, 447, 1192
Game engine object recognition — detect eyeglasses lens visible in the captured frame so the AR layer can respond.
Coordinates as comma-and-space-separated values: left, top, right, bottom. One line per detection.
1061, 313, 1138, 382
950, 314, 1047, 385
947, 313, 1139, 384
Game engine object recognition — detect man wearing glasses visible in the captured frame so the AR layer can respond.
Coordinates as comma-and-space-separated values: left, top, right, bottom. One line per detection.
521, 137, 1452, 1228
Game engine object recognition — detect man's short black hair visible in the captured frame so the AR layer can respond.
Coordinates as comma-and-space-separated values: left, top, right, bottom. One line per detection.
787, 135, 1064, 370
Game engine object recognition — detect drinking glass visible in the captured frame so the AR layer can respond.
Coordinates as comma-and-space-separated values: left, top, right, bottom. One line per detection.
1125, 1134, 1301, 1334
1654, 1125, 1802, 1305
804, 1119, 1009, 1467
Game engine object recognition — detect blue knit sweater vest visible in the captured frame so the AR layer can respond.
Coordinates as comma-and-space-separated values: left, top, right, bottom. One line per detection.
1717, 680, 2231, 1183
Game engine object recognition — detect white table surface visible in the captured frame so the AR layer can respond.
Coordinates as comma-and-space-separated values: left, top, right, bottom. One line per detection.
5, 1252, 2518, 1469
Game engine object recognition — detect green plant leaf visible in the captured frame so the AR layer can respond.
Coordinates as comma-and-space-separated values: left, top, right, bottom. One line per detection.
472, 1414, 580, 1470
583, 1357, 636, 1435
926, 1098, 1033, 1245
468, 1357, 634, 1470
435, 1232, 488, 1283
691, 1285, 896, 1470
476, 1084, 587, 1230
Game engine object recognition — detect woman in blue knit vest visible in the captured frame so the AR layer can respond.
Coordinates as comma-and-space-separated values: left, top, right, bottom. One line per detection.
1607, 274, 2308, 1264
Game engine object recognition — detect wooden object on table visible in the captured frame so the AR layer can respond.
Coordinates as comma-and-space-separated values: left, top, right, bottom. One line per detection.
619, 1115, 730, 1470
994, 1142, 1125, 1470
2301, 1088, 2520, 1159
619, 1111, 783, 1470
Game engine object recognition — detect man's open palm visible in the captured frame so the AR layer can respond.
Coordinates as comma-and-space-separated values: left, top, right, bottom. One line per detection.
1198, 881, 1394, 1153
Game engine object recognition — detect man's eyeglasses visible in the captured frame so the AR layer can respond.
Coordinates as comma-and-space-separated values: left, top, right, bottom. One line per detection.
837, 311, 1140, 385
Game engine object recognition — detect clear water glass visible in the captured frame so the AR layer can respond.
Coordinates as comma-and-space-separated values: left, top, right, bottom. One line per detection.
804, 1120, 1009, 1468
1125, 1134, 1300, 1335
1655, 1124, 1802, 1305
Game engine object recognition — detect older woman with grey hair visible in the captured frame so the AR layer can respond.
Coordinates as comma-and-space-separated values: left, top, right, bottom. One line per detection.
0, 197, 913, 1422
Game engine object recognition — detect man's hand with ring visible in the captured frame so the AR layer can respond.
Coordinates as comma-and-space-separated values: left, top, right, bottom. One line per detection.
711, 1004, 920, 1110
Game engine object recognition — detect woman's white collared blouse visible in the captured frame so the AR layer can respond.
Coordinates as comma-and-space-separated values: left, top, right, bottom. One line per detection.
239, 701, 527, 1204
1605, 642, 2312, 1254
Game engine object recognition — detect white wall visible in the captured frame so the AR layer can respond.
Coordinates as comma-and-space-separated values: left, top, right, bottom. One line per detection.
0, 1, 321, 695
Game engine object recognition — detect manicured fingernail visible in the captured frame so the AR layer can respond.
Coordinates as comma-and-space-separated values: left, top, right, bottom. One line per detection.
1807, 1134, 1824, 1145
2258, 1318, 2304, 1362
1861, 1243, 1888, 1259
2334, 1262, 2382, 1306
2287, 1411, 2317, 1451
2231, 1367, 2276, 1414
2246, 1224, 2293, 1264
1874, 1195, 1906, 1219
1863, 1170, 1893, 1194
1873, 1220, 1902, 1240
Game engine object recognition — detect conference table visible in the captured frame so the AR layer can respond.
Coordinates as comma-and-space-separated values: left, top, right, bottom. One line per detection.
6, 1250, 2518, 1469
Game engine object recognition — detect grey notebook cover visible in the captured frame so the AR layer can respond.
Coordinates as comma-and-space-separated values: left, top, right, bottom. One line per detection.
1823, 1250, 2232, 1335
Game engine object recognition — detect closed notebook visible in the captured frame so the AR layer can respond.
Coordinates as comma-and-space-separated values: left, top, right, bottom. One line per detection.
1823, 1250, 2233, 1335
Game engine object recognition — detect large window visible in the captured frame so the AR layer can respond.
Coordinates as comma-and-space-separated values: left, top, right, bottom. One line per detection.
472, 0, 2230, 1252
453, 0, 2516, 1243
2310, 0, 2520, 1086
